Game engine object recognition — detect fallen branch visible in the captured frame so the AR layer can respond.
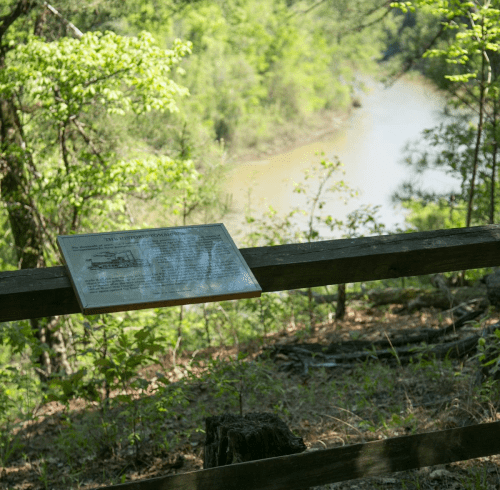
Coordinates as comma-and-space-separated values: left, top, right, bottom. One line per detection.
367, 286, 488, 311
368, 287, 424, 306
266, 312, 492, 375
270, 308, 484, 354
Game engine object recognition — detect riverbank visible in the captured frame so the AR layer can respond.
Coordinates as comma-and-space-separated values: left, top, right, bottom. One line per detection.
229, 71, 445, 166
229, 106, 355, 164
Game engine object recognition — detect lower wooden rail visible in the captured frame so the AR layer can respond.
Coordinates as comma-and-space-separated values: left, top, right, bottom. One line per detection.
105, 421, 500, 490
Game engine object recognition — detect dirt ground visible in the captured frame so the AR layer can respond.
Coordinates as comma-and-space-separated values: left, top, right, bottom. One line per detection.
2, 301, 500, 490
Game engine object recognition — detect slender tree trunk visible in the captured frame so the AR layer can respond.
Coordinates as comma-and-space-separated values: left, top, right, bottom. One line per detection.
467, 30, 487, 228
202, 303, 211, 346
307, 287, 314, 332
490, 98, 498, 224
33, 3, 48, 36
259, 297, 267, 337
178, 305, 183, 345
335, 283, 346, 320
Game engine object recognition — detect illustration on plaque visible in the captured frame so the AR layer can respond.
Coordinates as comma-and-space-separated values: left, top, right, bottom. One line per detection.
86, 250, 149, 270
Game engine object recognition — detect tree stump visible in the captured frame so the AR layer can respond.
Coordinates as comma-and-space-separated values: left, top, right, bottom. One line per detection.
204, 412, 306, 469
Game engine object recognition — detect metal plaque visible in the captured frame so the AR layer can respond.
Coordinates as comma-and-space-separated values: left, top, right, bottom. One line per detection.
57, 224, 261, 315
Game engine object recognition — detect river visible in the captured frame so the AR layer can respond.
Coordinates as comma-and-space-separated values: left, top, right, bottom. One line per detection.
221, 75, 460, 247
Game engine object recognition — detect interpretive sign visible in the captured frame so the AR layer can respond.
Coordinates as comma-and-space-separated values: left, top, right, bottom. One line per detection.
57, 224, 262, 315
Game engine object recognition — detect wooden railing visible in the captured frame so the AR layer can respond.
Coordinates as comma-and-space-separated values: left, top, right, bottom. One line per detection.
2, 225, 500, 489
2, 225, 500, 322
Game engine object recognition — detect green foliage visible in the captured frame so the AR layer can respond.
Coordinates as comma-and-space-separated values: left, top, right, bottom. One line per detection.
395, 110, 499, 227
476, 328, 500, 397
46, 314, 167, 407
390, 0, 500, 229
420, 3, 500, 82
460, 467, 490, 490
0, 319, 36, 355
0, 211, 16, 270
41, 312, 191, 464
103, 0, 387, 151
0, 1, 425, 477
242, 154, 385, 249
0, 31, 191, 115
239, 154, 386, 325
0, 359, 39, 465
193, 353, 281, 416
401, 197, 466, 231
0, 29, 194, 267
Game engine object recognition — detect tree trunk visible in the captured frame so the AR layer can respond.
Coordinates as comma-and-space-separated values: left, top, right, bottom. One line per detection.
0, 2, 78, 383
307, 287, 315, 331
490, 97, 498, 225
335, 283, 346, 320
466, 27, 487, 228
0, 93, 70, 381
0, 100, 44, 270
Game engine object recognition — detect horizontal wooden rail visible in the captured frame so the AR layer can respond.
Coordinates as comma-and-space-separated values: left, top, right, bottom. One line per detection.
104, 421, 500, 490
1, 225, 500, 322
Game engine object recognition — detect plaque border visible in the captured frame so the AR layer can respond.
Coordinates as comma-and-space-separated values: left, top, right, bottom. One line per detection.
57, 223, 262, 315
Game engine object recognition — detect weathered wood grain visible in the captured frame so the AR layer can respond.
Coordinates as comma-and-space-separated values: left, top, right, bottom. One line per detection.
1, 225, 500, 322
0, 266, 80, 321
245, 225, 500, 292
103, 421, 500, 490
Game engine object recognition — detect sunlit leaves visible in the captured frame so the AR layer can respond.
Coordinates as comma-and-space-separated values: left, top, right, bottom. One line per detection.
391, 0, 500, 228
400, 197, 466, 231
0, 28, 195, 263
0, 31, 191, 119
392, 1, 500, 83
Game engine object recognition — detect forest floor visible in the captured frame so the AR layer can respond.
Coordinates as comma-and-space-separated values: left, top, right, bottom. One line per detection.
2, 298, 500, 490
